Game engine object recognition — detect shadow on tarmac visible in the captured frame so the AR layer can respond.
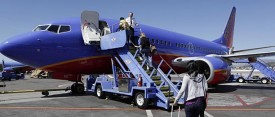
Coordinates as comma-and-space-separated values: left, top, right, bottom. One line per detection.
41, 91, 94, 98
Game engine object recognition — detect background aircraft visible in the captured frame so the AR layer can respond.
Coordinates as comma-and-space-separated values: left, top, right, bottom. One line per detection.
0, 60, 32, 81
1, 7, 275, 93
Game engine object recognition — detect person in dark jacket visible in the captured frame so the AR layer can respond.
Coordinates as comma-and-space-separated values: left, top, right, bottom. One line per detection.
138, 33, 152, 70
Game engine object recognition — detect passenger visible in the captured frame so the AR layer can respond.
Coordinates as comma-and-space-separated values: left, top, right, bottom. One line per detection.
126, 12, 139, 45
119, 17, 130, 31
119, 17, 130, 43
173, 61, 208, 117
138, 33, 152, 70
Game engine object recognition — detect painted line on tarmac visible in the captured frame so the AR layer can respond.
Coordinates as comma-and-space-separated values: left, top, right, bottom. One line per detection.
0, 106, 142, 111
235, 95, 248, 106
206, 108, 275, 111
146, 110, 153, 117
204, 111, 214, 117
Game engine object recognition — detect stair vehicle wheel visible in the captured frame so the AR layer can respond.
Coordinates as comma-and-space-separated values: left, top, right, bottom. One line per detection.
134, 92, 149, 109
237, 77, 245, 83
71, 83, 85, 94
42, 91, 49, 96
96, 85, 105, 99
75, 83, 85, 94
261, 78, 268, 84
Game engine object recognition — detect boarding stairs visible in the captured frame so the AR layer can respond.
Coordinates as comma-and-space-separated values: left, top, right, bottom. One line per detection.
98, 30, 181, 109
250, 59, 275, 82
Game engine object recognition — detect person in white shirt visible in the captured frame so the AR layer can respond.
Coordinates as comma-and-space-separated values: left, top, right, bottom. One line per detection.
126, 12, 138, 29
173, 61, 208, 117
125, 12, 138, 45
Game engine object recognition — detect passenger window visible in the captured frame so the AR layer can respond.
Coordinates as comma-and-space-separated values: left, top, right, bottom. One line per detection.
155, 40, 159, 44
59, 26, 71, 33
47, 25, 60, 33
151, 39, 155, 43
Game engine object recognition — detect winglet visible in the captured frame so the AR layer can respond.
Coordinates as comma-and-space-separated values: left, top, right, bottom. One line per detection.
213, 7, 236, 48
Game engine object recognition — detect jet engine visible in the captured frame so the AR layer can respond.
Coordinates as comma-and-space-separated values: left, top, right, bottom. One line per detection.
172, 56, 231, 84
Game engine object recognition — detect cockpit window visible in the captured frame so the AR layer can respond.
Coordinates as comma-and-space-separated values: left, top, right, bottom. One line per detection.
34, 25, 49, 31
59, 26, 71, 33
47, 25, 60, 33
33, 24, 71, 34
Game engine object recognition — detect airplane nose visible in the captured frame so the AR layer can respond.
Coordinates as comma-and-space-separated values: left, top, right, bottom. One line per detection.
0, 33, 34, 62
0, 40, 18, 56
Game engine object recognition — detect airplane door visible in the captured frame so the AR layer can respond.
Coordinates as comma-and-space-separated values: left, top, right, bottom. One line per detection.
81, 11, 101, 45
188, 42, 194, 54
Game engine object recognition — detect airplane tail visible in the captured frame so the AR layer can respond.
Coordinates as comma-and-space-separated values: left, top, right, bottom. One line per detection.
213, 7, 236, 48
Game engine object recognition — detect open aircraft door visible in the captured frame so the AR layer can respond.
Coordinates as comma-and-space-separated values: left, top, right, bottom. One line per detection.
81, 11, 101, 45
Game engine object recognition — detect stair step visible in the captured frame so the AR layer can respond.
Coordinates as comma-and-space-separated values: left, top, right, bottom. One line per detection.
154, 81, 162, 86
129, 49, 136, 55
160, 86, 169, 91
169, 97, 175, 103
151, 76, 161, 81
163, 91, 174, 97
136, 57, 143, 63
143, 65, 148, 70
146, 70, 152, 75
147, 70, 157, 75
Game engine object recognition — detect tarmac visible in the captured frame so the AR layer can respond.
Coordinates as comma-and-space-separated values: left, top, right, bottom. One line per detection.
1, 75, 275, 117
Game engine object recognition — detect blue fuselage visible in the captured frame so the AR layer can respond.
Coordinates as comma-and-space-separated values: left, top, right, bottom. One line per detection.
0, 18, 229, 74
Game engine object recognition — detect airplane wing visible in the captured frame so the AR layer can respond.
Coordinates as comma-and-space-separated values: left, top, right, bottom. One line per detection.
232, 46, 275, 53
217, 51, 275, 61
3, 65, 31, 71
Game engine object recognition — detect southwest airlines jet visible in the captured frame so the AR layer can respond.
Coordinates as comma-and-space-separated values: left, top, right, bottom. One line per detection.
1, 7, 275, 93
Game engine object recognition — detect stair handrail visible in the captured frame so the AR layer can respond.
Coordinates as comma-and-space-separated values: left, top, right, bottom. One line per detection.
252, 58, 275, 81
258, 59, 270, 67
156, 53, 182, 80
113, 55, 131, 78
155, 65, 179, 94
257, 59, 275, 72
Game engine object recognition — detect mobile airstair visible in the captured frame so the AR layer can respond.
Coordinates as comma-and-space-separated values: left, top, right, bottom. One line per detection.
233, 59, 275, 84
84, 31, 182, 109
250, 59, 275, 83
81, 11, 182, 109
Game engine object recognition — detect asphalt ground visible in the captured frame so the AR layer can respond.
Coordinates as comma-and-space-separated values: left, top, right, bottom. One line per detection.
1, 75, 275, 117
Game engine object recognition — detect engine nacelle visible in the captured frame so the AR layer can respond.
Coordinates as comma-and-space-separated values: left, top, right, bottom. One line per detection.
172, 56, 230, 84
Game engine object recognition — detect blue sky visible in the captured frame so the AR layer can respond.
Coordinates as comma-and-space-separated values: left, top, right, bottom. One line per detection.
1, 0, 275, 62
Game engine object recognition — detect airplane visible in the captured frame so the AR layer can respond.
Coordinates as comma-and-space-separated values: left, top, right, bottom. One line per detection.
1, 7, 275, 93
2, 60, 27, 71
1, 60, 32, 80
